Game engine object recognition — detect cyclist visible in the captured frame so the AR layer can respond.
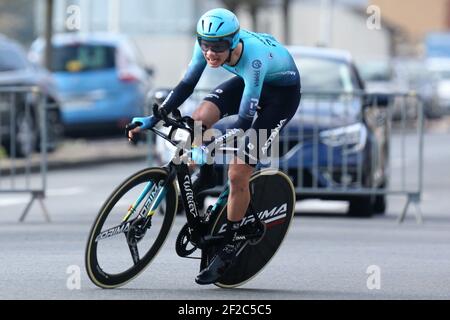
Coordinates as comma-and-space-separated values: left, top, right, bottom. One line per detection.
128, 8, 301, 285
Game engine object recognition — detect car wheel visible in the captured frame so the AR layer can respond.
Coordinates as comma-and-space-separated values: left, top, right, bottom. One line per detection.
5, 110, 37, 158
16, 110, 38, 157
37, 107, 64, 153
373, 194, 386, 214
425, 101, 443, 119
348, 196, 374, 217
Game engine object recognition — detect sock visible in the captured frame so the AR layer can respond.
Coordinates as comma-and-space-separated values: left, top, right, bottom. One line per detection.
225, 218, 242, 244
214, 218, 241, 261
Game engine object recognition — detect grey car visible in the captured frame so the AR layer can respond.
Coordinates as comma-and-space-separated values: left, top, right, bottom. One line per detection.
0, 34, 63, 157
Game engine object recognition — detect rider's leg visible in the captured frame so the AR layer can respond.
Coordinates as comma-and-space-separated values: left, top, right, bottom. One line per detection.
190, 101, 221, 191
195, 157, 253, 285
192, 100, 221, 132
227, 157, 253, 223
196, 82, 301, 285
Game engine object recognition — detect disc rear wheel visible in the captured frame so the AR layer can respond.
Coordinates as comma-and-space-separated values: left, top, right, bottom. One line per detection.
208, 169, 296, 288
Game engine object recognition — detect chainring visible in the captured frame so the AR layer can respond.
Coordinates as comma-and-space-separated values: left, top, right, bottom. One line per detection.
175, 223, 198, 257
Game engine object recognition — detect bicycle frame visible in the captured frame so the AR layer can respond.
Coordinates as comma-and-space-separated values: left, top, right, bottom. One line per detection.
120, 113, 262, 249
120, 119, 232, 246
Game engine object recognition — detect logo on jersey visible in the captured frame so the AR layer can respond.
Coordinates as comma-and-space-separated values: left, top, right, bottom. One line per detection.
252, 59, 262, 69
253, 70, 261, 87
249, 98, 259, 115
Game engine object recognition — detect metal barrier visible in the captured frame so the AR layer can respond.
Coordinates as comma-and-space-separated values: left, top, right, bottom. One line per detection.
275, 91, 424, 223
0, 86, 50, 222
150, 89, 424, 223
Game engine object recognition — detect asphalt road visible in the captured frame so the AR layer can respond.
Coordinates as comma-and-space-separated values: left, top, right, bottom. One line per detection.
0, 130, 450, 300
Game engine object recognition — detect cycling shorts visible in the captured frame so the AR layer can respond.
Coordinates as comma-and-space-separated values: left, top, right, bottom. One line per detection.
203, 76, 301, 166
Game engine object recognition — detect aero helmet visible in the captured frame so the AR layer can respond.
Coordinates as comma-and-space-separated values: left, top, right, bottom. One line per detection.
196, 8, 240, 50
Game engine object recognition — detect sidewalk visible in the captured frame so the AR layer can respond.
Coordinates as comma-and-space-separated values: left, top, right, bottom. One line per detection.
0, 138, 150, 175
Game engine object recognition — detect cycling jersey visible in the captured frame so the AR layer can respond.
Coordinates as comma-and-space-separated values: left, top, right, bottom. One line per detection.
161, 29, 300, 129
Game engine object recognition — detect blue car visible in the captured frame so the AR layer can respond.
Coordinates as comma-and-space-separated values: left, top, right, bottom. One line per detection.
29, 33, 152, 134
279, 47, 388, 216
153, 46, 389, 217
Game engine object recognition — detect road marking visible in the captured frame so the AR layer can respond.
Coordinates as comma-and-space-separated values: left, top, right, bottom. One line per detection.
0, 187, 88, 207
47, 187, 87, 197
0, 197, 29, 207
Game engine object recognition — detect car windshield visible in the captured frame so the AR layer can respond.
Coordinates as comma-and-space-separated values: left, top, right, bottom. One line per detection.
51, 44, 116, 72
358, 61, 393, 82
295, 57, 354, 92
0, 48, 27, 72
436, 70, 450, 80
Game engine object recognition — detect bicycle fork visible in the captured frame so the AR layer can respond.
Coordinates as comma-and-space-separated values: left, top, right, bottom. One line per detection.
122, 168, 176, 228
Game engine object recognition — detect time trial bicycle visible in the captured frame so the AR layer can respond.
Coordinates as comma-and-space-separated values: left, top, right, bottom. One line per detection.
85, 104, 296, 289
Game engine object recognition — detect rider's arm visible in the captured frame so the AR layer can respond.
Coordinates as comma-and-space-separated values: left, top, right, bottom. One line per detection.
161, 42, 206, 114
230, 57, 268, 131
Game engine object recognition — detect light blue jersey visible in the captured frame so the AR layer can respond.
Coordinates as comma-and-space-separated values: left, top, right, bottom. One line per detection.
163, 29, 300, 124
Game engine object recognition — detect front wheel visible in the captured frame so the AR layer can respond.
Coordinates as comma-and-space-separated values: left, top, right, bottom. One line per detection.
85, 167, 178, 289
208, 169, 296, 288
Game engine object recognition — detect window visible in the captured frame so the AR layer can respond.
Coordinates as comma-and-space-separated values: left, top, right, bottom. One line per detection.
50, 44, 116, 72
295, 57, 355, 92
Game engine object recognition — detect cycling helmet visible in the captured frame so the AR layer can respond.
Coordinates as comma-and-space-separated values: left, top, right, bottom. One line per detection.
196, 8, 240, 50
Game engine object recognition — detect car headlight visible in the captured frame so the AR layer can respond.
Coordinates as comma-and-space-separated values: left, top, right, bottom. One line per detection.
319, 123, 367, 153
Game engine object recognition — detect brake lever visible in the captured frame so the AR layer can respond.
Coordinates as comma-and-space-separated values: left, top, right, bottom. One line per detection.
182, 116, 195, 130
152, 103, 160, 119
172, 109, 182, 121
125, 122, 142, 145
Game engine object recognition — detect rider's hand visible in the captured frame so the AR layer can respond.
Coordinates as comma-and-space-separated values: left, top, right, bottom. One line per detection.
190, 145, 208, 166
127, 115, 159, 142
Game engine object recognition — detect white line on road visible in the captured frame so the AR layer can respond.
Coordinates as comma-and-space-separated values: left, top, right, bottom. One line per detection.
46, 187, 88, 197
0, 187, 88, 207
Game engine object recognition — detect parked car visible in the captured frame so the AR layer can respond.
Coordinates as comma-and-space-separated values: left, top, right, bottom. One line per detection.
153, 46, 389, 217
0, 34, 63, 157
426, 58, 450, 115
392, 58, 443, 119
356, 59, 420, 121
29, 32, 153, 135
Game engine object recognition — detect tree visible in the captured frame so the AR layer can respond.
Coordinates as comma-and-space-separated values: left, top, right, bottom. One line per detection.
222, 0, 292, 44
0, 0, 36, 45
281, 0, 291, 45
222, 0, 268, 31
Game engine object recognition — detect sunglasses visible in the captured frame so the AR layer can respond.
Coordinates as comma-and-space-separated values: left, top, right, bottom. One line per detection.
199, 39, 230, 53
